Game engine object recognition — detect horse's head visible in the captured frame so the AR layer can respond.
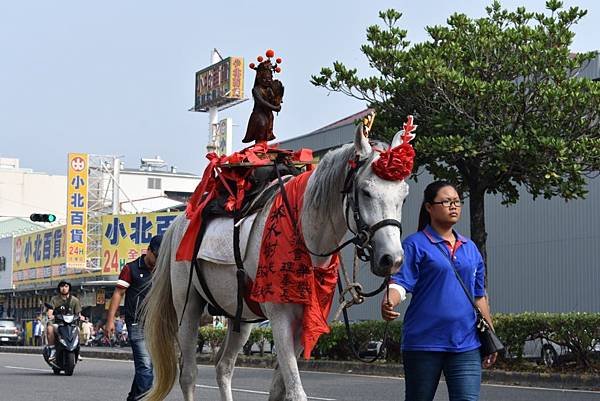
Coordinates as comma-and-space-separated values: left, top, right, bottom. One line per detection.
344, 123, 412, 277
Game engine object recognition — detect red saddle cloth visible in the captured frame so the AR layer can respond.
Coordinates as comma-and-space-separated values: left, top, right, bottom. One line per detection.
176, 143, 313, 262
250, 171, 340, 359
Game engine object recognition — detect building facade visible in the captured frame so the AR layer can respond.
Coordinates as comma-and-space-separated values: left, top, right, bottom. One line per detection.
0, 155, 199, 324
0, 158, 68, 221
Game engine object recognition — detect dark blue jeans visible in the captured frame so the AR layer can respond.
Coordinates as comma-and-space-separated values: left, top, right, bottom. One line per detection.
403, 349, 481, 401
127, 324, 153, 401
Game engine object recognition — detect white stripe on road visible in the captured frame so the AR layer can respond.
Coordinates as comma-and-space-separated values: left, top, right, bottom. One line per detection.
195, 384, 336, 400
295, 369, 600, 395
481, 382, 600, 394
3, 355, 597, 396
4, 365, 48, 372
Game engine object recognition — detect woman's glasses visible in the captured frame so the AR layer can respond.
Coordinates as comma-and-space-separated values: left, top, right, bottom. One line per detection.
430, 200, 464, 208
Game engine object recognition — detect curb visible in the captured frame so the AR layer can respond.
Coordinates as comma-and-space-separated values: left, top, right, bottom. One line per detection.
2, 346, 598, 391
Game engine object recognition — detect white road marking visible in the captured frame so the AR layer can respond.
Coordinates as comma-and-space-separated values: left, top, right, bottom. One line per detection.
481, 382, 600, 394
295, 368, 600, 395
195, 384, 336, 400
2, 354, 597, 395
4, 365, 47, 372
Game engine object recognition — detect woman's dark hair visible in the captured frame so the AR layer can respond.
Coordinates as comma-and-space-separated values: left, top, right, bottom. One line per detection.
417, 181, 455, 231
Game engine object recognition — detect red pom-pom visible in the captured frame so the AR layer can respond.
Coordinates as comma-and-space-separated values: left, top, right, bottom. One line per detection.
275, 67, 281, 73
372, 143, 415, 181
266, 49, 275, 58
276, 57, 282, 64
249, 63, 256, 69
257, 56, 263, 62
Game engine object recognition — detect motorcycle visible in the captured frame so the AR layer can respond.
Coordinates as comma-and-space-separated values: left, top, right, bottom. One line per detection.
42, 303, 80, 376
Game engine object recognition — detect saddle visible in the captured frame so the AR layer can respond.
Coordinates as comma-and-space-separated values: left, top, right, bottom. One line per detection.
197, 175, 293, 264
197, 214, 257, 265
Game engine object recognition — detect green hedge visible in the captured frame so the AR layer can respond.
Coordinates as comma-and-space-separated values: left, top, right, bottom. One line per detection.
198, 313, 600, 370
198, 325, 274, 357
315, 321, 403, 362
199, 326, 226, 358
494, 312, 600, 368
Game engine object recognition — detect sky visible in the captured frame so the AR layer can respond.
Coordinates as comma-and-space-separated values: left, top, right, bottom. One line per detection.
1, 0, 598, 176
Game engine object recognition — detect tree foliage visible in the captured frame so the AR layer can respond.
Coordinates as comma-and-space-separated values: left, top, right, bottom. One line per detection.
312, 1, 600, 267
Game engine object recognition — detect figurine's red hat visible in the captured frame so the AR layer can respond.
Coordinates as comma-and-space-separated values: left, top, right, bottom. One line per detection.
249, 49, 282, 73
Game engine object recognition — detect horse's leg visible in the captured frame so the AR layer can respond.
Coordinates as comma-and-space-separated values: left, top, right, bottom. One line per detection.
173, 269, 207, 401
215, 320, 253, 401
268, 362, 286, 401
268, 323, 305, 401
267, 303, 307, 401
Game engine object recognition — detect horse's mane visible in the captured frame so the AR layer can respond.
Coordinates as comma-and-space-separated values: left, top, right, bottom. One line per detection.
303, 140, 389, 215
303, 144, 354, 214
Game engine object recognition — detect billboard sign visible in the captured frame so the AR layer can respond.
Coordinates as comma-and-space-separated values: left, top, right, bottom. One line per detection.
194, 56, 244, 111
66, 153, 89, 269
12, 226, 74, 285
101, 212, 179, 275
13, 226, 66, 272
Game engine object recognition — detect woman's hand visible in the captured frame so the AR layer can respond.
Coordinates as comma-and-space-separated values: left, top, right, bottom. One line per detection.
482, 352, 497, 368
381, 286, 405, 321
381, 300, 400, 321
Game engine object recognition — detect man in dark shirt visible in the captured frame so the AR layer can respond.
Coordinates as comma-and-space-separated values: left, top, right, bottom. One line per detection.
47, 281, 82, 360
106, 235, 162, 401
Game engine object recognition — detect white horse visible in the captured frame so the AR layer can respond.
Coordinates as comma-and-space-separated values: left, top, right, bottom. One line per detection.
142, 124, 410, 401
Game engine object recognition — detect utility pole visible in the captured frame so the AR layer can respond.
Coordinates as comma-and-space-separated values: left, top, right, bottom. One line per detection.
112, 158, 120, 215
207, 49, 222, 153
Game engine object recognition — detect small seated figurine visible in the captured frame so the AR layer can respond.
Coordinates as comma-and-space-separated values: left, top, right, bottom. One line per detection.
242, 49, 284, 144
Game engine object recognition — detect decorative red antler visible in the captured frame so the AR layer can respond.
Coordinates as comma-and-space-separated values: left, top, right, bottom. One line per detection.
402, 115, 417, 143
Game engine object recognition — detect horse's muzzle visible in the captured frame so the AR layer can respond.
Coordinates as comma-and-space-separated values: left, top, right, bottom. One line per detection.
375, 254, 403, 277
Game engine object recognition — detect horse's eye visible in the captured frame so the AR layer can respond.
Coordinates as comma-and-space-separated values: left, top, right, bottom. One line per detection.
361, 189, 372, 198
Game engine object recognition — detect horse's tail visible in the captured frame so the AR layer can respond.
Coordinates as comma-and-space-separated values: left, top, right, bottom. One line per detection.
141, 220, 179, 401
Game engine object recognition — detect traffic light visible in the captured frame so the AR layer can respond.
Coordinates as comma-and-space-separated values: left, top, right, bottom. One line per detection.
30, 213, 56, 223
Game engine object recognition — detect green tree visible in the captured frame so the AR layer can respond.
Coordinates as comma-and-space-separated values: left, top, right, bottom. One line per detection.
312, 1, 600, 277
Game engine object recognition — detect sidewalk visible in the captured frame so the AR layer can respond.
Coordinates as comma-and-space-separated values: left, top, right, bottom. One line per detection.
2, 346, 598, 391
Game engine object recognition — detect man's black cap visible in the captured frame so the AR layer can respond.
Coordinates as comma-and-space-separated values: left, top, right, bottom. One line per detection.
149, 235, 163, 256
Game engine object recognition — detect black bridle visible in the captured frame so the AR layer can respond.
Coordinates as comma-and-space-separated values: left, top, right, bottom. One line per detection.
307, 156, 403, 276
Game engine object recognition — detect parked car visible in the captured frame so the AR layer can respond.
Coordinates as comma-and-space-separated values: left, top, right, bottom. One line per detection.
519, 338, 569, 367
506, 337, 600, 367
0, 318, 21, 346
531, 338, 600, 367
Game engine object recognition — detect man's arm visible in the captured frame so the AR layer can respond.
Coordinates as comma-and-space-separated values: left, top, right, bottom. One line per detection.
105, 287, 126, 338
73, 298, 82, 316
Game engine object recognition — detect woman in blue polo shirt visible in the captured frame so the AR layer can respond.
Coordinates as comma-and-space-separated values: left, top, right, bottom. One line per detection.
382, 181, 497, 401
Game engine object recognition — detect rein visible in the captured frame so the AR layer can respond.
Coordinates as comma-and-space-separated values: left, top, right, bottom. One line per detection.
336, 263, 391, 363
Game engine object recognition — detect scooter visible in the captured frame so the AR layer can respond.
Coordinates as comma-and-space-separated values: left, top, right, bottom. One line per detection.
42, 303, 80, 376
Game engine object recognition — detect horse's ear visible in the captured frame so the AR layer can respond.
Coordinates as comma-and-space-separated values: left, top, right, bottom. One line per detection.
390, 130, 404, 148
354, 124, 372, 159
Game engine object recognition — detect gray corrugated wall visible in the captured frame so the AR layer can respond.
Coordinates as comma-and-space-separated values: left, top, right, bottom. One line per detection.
485, 179, 600, 313
280, 126, 353, 154
0, 238, 13, 302
281, 120, 600, 321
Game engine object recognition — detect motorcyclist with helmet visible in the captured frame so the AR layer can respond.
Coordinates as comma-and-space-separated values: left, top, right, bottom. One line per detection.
46, 280, 82, 361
